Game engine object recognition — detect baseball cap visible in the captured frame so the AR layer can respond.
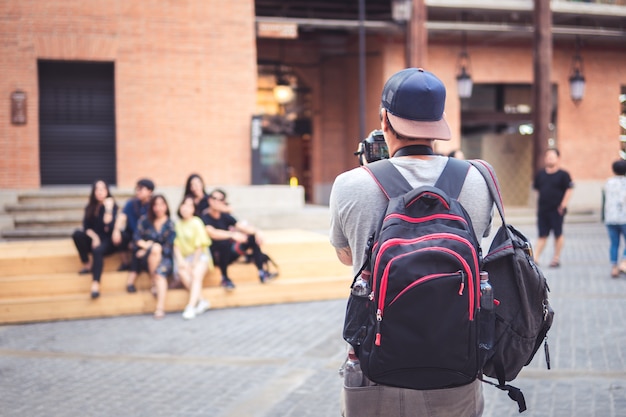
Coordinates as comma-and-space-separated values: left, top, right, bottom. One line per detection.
381, 68, 451, 141
136, 178, 155, 191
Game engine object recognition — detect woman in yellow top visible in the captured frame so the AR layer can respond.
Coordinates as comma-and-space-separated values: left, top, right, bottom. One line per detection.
174, 195, 214, 320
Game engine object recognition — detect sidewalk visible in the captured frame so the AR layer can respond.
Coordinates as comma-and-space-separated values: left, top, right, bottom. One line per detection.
1, 221, 625, 417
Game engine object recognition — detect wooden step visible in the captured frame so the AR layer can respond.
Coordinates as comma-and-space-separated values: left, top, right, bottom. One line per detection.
0, 275, 351, 324
0, 229, 339, 275
0, 256, 349, 298
0, 229, 353, 324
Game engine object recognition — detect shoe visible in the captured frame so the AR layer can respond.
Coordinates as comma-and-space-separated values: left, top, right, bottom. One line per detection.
126, 284, 137, 293
549, 260, 560, 268
259, 270, 278, 283
611, 265, 620, 278
220, 277, 236, 291
195, 299, 211, 315
117, 263, 130, 272
153, 309, 165, 320
79, 267, 91, 275
182, 305, 196, 320
90, 282, 100, 299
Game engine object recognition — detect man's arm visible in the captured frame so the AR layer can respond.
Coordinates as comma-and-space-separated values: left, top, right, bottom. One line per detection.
335, 246, 353, 266
559, 187, 574, 215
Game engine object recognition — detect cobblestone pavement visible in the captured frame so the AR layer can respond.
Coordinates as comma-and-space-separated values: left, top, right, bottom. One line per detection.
1, 222, 626, 417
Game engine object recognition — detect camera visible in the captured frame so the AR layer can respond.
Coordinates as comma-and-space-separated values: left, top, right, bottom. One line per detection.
354, 129, 389, 166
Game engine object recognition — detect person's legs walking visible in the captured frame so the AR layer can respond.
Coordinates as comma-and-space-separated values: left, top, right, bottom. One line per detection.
535, 211, 550, 264
608, 225, 620, 262
550, 210, 565, 267
619, 224, 626, 273
608, 225, 621, 277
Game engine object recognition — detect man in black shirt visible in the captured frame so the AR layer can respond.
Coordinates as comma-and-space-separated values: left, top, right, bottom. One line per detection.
201, 189, 275, 290
533, 148, 574, 267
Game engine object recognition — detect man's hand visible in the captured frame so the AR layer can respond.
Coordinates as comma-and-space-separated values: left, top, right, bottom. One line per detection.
231, 231, 248, 243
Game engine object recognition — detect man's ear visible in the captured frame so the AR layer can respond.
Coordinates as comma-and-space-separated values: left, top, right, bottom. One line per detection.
380, 108, 390, 132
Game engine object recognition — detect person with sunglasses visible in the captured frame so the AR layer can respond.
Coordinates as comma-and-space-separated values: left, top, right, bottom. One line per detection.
200, 189, 275, 290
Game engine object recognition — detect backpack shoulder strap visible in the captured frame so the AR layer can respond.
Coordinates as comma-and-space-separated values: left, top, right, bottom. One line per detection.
467, 159, 506, 225
363, 160, 412, 199
364, 157, 471, 200
434, 157, 471, 199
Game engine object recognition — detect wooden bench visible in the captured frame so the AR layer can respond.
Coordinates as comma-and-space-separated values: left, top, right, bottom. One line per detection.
0, 229, 352, 324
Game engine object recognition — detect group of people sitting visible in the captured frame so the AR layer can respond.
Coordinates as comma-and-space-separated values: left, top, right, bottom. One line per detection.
71, 174, 276, 320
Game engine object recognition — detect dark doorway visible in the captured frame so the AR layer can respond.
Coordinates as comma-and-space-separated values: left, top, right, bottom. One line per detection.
38, 60, 116, 185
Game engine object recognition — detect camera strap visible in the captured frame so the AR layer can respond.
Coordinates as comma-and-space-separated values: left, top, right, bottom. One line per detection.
393, 145, 434, 157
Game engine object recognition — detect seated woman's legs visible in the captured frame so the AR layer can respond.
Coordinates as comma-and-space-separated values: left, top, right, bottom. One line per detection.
148, 243, 167, 318
89, 239, 116, 298
72, 229, 92, 273
178, 255, 210, 319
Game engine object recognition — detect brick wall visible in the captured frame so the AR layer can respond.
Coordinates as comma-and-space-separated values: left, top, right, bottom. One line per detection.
2, 2, 625, 208
0, 0, 257, 189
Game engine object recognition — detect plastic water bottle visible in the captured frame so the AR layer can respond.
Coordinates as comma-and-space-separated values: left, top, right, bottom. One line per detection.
479, 271, 494, 350
343, 352, 363, 387
351, 276, 369, 297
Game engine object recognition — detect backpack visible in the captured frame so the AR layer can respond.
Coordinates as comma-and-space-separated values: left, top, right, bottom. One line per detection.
468, 159, 555, 412
343, 157, 484, 391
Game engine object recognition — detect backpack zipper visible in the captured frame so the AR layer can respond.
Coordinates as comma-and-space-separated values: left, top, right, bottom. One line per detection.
406, 191, 450, 210
385, 212, 469, 226
389, 271, 465, 306
373, 233, 479, 310
372, 235, 479, 346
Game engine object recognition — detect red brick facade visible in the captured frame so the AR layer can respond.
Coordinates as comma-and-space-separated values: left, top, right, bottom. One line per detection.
2, 1, 625, 209
1, 0, 257, 189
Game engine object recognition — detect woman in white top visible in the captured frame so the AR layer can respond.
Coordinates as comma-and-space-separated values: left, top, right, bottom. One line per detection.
603, 159, 626, 278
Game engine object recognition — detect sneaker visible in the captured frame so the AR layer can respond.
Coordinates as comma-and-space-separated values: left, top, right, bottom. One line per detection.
182, 305, 196, 320
126, 284, 137, 293
195, 299, 211, 315
221, 277, 236, 291
259, 270, 278, 283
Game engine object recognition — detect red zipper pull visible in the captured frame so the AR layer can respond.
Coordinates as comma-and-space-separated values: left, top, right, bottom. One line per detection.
375, 309, 382, 346
458, 270, 465, 295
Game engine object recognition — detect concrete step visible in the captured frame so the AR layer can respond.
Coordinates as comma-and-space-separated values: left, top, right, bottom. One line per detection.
5, 201, 86, 212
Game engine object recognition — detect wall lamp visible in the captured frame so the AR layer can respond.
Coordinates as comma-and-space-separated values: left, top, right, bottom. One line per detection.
391, 0, 413, 23
273, 74, 295, 105
456, 33, 473, 99
569, 37, 585, 103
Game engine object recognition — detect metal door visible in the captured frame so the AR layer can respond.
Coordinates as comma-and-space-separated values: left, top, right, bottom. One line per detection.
39, 60, 116, 185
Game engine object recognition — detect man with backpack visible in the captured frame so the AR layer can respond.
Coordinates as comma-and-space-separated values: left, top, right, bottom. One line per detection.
329, 68, 496, 417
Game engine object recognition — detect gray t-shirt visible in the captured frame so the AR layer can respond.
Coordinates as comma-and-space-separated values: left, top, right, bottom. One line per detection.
330, 156, 495, 277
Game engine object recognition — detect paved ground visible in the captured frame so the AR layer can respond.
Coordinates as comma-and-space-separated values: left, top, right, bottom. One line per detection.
1, 221, 626, 417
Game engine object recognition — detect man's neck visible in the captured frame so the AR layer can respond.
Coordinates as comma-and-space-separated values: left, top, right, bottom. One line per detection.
208, 208, 221, 219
